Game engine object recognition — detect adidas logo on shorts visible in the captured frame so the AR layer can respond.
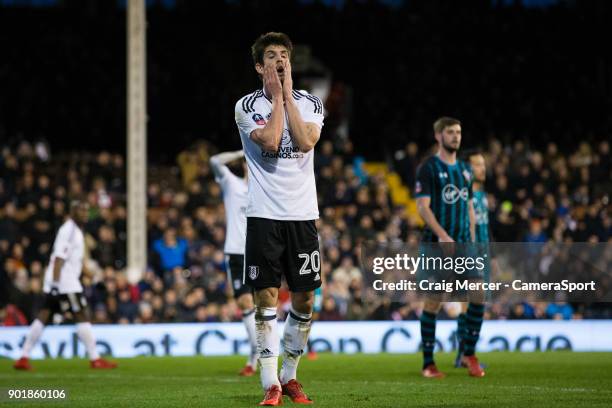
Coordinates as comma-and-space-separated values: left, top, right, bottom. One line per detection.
314, 273, 320, 281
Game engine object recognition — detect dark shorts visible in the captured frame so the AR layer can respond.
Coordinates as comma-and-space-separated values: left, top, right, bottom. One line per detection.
245, 217, 322, 292
44, 292, 88, 315
225, 253, 252, 298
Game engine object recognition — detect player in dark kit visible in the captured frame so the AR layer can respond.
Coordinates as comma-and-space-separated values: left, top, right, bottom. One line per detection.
415, 117, 485, 378
455, 149, 491, 371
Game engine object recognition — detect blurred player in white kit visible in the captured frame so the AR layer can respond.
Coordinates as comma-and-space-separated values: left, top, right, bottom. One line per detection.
210, 149, 258, 376
14, 201, 117, 370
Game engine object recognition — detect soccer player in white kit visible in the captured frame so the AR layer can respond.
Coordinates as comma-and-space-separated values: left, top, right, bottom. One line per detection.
210, 149, 258, 376
235, 32, 324, 406
13, 201, 117, 370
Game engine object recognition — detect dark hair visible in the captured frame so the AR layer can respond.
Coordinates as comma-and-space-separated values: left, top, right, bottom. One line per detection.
433, 117, 461, 134
70, 200, 86, 212
251, 32, 293, 65
460, 148, 483, 162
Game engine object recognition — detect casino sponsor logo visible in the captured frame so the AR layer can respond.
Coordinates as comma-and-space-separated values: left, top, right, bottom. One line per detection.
442, 184, 469, 204
262, 148, 303, 159
260, 129, 304, 159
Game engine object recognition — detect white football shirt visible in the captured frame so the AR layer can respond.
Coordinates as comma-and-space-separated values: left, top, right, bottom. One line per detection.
44, 218, 84, 294
214, 165, 248, 255
234, 89, 324, 220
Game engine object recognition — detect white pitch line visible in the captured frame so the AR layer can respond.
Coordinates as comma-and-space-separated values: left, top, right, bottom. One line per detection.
307, 380, 605, 394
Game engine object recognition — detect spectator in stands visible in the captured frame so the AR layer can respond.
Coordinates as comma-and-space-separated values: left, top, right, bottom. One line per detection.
319, 297, 343, 321
545, 299, 574, 321
152, 228, 188, 278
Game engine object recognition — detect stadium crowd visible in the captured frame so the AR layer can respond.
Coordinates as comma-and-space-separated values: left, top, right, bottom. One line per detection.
1, 0, 610, 326
1, 134, 610, 326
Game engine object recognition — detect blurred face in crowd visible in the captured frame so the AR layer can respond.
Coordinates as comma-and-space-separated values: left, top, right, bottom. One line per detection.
119, 290, 131, 303
436, 124, 462, 153
164, 229, 177, 246
323, 297, 336, 312
469, 153, 486, 184
255, 44, 290, 83
38, 174, 50, 189
23, 173, 34, 189
322, 140, 333, 156
195, 306, 207, 322
407, 142, 418, 156
71, 202, 89, 226
529, 219, 542, 234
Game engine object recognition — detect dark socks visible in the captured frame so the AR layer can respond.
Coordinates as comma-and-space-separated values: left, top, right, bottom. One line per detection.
457, 312, 467, 354
420, 310, 437, 368
463, 303, 485, 356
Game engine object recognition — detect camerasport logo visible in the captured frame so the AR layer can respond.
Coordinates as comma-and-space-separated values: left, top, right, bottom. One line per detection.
252, 113, 266, 125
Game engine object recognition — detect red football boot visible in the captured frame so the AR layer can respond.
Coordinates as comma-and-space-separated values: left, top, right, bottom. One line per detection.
259, 385, 283, 406
281, 379, 313, 404
462, 355, 485, 377
13, 357, 33, 371
90, 358, 118, 369
239, 365, 255, 377
422, 364, 446, 378
306, 350, 318, 361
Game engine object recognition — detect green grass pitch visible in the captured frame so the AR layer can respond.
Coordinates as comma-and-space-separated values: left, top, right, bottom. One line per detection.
2, 352, 611, 407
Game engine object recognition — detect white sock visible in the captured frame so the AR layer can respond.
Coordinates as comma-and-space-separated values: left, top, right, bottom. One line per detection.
280, 308, 312, 384
242, 308, 258, 368
256, 306, 280, 390
76, 322, 100, 360
21, 319, 45, 358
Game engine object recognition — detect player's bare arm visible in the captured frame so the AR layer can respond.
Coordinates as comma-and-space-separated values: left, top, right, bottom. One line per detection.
81, 257, 95, 280
282, 61, 321, 152
210, 150, 244, 176
52, 257, 65, 283
468, 200, 476, 242
250, 65, 284, 152
416, 196, 454, 242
